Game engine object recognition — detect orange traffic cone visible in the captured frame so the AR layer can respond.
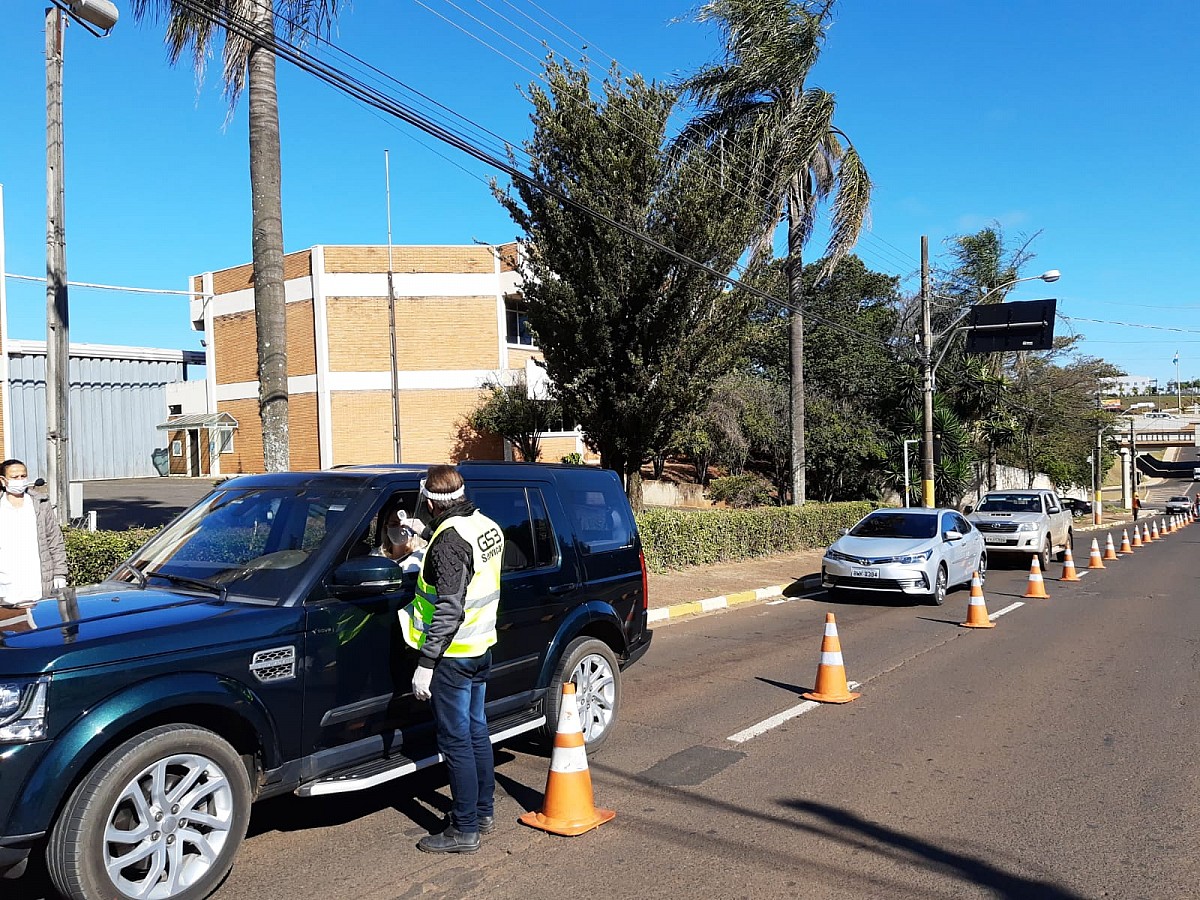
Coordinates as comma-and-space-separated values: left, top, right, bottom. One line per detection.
1103, 534, 1119, 561
1142, 522, 1152, 543
1060, 545, 1081, 582
1119, 530, 1133, 554
960, 571, 995, 628
1151, 521, 1160, 541
519, 683, 615, 836
1087, 538, 1106, 569
801, 613, 861, 703
1024, 555, 1050, 598
1131, 526, 1142, 549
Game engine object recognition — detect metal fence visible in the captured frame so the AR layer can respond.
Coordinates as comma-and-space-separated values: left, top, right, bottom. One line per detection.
7, 349, 195, 480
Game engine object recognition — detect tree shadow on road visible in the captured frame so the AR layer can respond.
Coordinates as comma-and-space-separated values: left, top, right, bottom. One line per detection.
781, 799, 1088, 900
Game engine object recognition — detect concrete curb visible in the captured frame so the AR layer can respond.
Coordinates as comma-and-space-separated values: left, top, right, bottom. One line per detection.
648, 574, 823, 627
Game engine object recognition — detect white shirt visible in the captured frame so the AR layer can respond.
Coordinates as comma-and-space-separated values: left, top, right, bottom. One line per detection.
0, 496, 43, 604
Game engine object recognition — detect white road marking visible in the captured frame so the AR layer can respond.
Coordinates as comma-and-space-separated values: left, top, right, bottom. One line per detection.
727, 682, 861, 744
989, 601, 1024, 619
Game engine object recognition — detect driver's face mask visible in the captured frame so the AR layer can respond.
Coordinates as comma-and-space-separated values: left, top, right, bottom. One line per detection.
387, 509, 412, 545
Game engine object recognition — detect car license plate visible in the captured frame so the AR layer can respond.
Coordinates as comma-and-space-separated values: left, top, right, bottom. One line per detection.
850, 568, 878, 578
984, 534, 1008, 544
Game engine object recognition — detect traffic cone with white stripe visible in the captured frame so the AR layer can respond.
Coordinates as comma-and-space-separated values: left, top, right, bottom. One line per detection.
1060, 545, 1081, 582
802, 612, 861, 703
1142, 522, 1152, 544
1151, 520, 1160, 541
1023, 555, 1050, 599
1087, 538, 1106, 569
1132, 525, 1143, 548
1103, 534, 1119, 561
519, 683, 615, 836
960, 571, 995, 628
1119, 530, 1133, 554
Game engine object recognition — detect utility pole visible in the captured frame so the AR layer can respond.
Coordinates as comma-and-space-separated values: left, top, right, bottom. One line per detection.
46, 5, 70, 526
384, 150, 401, 464
920, 236, 935, 508
1093, 392, 1103, 525
1129, 416, 1137, 507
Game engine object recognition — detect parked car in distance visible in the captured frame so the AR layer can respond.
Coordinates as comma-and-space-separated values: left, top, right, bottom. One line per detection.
1063, 497, 1093, 518
1144, 411, 1175, 419
1165, 495, 1192, 514
0, 462, 652, 898
822, 507, 986, 606
965, 489, 1074, 570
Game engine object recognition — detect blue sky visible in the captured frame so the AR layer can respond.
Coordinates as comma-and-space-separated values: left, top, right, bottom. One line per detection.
1, 0, 1197, 387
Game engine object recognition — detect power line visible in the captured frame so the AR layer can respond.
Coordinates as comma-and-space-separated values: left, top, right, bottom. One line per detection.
169, 0, 898, 354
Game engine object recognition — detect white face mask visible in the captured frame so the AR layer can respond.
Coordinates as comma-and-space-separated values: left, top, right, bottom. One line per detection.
387, 524, 407, 544
5, 479, 28, 495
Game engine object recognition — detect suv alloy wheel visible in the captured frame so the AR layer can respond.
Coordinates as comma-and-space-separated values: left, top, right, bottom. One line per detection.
544, 637, 622, 752
48, 725, 251, 900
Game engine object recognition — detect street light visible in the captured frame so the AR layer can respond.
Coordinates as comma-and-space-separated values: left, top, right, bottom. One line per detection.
918, 249, 1060, 509
44, 0, 117, 525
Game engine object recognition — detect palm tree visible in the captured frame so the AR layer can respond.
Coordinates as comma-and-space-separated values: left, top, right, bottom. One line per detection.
674, 0, 871, 504
132, 0, 345, 471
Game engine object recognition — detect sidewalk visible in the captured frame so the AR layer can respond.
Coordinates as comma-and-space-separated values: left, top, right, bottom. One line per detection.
647, 549, 826, 625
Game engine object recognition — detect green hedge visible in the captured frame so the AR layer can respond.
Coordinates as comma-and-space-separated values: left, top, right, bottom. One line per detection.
636, 502, 876, 572
64, 528, 157, 587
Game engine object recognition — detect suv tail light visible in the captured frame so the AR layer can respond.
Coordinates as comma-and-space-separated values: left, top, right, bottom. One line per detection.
639, 549, 649, 612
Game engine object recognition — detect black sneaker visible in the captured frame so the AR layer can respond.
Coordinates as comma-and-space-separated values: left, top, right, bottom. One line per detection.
417, 826, 480, 854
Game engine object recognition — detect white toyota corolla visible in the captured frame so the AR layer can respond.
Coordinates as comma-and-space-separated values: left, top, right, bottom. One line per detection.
822, 508, 987, 605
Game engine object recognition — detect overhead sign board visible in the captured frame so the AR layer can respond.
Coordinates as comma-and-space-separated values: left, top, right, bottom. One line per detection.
964, 298, 1057, 353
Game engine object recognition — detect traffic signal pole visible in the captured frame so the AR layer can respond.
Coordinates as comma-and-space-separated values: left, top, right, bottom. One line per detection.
920, 236, 935, 507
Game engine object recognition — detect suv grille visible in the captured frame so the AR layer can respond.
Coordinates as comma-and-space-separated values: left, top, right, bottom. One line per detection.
250, 646, 297, 683
975, 522, 1019, 534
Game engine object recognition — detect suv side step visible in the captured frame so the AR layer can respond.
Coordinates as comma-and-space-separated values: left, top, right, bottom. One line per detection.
296, 714, 546, 797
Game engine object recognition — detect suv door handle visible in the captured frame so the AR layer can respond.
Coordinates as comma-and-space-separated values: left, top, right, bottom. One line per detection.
548, 583, 578, 595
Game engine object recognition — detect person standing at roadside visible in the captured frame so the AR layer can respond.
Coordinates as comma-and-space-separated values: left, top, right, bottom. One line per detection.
0, 459, 68, 606
400, 465, 504, 853
1132, 494, 1141, 521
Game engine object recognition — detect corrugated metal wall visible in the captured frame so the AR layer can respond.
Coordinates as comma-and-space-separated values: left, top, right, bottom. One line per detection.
7, 353, 187, 480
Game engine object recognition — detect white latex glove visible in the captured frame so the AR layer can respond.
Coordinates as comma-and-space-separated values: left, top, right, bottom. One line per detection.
412, 666, 433, 701
52, 576, 68, 591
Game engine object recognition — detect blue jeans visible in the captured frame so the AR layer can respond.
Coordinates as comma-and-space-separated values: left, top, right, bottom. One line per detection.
429, 650, 494, 832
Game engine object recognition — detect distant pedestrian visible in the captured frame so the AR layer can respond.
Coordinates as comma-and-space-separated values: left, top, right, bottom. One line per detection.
1132, 494, 1141, 521
0, 459, 68, 606
401, 464, 504, 853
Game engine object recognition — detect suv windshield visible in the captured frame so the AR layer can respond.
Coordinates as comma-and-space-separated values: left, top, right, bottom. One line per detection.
115, 486, 358, 601
977, 495, 1042, 513
850, 512, 937, 540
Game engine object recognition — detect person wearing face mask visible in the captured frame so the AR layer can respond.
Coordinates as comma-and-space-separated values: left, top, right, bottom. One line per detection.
0, 459, 68, 606
399, 465, 504, 853
373, 507, 426, 577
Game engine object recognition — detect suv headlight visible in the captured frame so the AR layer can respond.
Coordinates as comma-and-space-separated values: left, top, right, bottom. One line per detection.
0, 678, 50, 743
1017, 522, 1040, 532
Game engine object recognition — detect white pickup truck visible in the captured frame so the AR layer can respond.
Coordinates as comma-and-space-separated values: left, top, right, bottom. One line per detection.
965, 489, 1074, 570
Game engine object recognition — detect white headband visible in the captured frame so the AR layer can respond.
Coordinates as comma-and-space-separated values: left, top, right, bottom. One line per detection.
419, 477, 465, 503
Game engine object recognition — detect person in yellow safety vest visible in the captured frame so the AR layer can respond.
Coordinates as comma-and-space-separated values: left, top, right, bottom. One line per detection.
401, 464, 504, 854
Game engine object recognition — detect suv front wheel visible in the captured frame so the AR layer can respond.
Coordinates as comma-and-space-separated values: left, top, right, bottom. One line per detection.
544, 637, 622, 753
48, 724, 252, 900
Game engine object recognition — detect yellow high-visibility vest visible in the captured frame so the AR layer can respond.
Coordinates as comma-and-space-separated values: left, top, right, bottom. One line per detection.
400, 510, 503, 657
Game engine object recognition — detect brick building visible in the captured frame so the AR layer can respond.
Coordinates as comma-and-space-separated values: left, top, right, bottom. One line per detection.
190, 243, 589, 473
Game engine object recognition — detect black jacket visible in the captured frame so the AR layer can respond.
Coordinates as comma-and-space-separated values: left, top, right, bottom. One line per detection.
417, 500, 478, 667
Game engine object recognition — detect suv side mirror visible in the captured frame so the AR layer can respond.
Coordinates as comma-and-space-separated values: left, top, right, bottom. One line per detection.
329, 556, 405, 598
943, 529, 963, 542
1047, 505, 1061, 514
838, 527, 851, 536
963, 505, 974, 516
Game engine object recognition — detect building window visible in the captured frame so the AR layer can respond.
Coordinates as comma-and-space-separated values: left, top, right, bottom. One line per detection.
217, 430, 235, 454
506, 299, 534, 346
168, 404, 182, 415
171, 440, 183, 457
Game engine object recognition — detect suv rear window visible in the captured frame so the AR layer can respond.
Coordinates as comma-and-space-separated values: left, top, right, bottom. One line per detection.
557, 469, 636, 554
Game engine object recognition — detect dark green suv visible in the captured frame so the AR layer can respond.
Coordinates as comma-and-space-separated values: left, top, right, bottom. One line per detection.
0, 463, 651, 899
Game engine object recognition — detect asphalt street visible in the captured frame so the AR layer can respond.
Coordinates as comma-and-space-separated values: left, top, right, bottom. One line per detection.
16, 520, 1199, 900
